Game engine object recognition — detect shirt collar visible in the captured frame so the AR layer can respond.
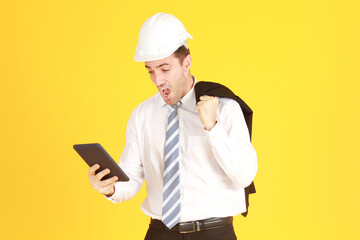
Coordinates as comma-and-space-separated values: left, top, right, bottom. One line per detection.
180, 76, 197, 112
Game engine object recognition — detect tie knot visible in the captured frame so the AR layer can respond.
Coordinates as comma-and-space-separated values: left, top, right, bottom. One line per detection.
171, 103, 180, 111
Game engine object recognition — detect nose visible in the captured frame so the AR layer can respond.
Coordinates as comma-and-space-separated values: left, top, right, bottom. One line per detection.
153, 72, 165, 87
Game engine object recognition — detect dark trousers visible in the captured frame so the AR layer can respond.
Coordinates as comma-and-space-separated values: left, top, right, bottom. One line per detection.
144, 222, 237, 240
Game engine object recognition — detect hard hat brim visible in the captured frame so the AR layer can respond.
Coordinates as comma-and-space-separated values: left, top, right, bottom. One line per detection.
134, 37, 192, 62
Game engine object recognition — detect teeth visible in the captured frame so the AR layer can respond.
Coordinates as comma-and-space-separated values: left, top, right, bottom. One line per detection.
163, 89, 169, 97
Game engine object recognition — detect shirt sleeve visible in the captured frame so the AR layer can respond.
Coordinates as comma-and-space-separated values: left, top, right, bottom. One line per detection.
105, 107, 145, 203
205, 98, 258, 188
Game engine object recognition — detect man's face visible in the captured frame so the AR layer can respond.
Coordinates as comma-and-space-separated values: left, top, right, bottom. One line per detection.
145, 54, 192, 106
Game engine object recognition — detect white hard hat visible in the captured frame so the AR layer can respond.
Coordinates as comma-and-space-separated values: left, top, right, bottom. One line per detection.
134, 12, 193, 62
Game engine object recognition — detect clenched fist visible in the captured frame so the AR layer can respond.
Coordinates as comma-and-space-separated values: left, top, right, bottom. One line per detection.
196, 95, 218, 130
88, 164, 118, 197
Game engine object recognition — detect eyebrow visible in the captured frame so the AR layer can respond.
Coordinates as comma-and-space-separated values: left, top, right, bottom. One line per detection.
145, 63, 170, 69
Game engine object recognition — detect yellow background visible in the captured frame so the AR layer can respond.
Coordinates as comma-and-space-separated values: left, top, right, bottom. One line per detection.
1, 0, 359, 239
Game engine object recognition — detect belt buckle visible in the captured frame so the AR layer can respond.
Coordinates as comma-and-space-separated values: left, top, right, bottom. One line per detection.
179, 221, 201, 234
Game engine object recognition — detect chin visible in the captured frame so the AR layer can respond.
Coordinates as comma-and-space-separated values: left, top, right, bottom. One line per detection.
166, 99, 177, 106
166, 100, 175, 105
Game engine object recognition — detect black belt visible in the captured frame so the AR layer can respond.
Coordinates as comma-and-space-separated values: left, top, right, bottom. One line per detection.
150, 217, 233, 234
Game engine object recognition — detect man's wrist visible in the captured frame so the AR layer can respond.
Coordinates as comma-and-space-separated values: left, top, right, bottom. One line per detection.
105, 193, 114, 198
104, 186, 115, 198
204, 120, 217, 131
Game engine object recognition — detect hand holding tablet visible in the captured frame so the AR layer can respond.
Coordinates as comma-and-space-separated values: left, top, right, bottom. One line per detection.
73, 143, 129, 197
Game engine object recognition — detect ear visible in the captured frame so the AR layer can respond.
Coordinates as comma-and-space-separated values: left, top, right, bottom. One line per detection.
182, 54, 192, 72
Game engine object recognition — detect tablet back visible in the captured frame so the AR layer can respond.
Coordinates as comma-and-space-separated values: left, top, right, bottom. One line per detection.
73, 143, 129, 181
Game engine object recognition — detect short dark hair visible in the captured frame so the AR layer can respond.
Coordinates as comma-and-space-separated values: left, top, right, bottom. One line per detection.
172, 45, 190, 64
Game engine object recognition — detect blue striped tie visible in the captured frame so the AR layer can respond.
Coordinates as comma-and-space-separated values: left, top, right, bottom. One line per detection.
162, 103, 181, 229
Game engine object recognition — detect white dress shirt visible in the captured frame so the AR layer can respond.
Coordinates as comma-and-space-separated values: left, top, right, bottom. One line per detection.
106, 78, 258, 222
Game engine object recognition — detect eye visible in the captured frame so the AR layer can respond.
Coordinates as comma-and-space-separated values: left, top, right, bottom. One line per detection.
162, 69, 169, 72
148, 70, 153, 74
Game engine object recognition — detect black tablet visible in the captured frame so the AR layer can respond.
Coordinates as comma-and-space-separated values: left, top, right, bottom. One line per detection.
73, 143, 129, 181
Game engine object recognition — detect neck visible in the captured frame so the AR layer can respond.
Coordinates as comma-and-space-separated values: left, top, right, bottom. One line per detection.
183, 74, 194, 96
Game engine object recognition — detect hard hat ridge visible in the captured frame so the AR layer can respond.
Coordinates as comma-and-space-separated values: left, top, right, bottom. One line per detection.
134, 12, 192, 62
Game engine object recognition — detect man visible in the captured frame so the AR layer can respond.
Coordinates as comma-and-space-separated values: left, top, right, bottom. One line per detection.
88, 12, 257, 240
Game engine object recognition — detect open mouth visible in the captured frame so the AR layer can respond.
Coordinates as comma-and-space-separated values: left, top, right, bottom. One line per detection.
162, 88, 171, 97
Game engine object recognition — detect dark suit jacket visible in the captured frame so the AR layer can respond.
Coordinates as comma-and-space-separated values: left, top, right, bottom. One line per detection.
194, 81, 256, 217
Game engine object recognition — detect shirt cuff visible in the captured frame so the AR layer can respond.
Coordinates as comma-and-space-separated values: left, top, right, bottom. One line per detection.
103, 180, 136, 203
205, 121, 228, 140
103, 183, 118, 203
